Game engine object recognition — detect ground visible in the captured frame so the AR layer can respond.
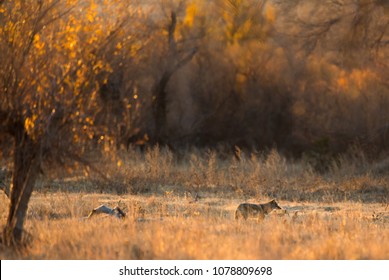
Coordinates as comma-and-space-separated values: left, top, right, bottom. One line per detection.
1, 148, 388, 259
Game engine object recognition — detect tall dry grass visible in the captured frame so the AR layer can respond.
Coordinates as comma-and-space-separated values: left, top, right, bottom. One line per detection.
1, 147, 388, 259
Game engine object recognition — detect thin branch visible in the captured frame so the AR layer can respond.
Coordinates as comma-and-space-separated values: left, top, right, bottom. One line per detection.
168, 11, 177, 54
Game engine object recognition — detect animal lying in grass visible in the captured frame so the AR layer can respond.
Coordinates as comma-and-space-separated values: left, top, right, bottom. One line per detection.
86, 204, 126, 219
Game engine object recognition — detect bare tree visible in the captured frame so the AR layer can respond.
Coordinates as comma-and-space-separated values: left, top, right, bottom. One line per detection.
151, 10, 198, 144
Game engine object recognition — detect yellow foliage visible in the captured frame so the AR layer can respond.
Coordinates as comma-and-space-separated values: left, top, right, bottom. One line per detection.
33, 34, 45, 53
184, 3, 197, 27
24, 115, 38, 136
87, 0, 98, 23
93, 60, 104, 73
66, 0, 78, 5
130, 43, 142, 57
337, 76, 348, 90
264, 3, 276, 23
241, 20, 252, 36
87, 13, 95, 23
349, 69, 375, 90
85, 117, 94, 125
336, 68, 377, 96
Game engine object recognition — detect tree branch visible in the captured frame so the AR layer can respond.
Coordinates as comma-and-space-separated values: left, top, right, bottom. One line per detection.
168, 11, 177, 53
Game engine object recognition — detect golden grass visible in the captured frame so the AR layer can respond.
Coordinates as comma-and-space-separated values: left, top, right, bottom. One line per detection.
1, 148, 388, 259
1, 193, 388, 260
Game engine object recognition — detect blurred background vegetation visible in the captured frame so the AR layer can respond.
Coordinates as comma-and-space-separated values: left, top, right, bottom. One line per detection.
1, 0, 389, 161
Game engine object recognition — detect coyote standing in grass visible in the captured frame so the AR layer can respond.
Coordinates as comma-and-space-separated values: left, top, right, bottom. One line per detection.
235, 199, 282, 221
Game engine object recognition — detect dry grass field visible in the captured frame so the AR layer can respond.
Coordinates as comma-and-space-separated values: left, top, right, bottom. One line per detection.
1, 147, 389, 259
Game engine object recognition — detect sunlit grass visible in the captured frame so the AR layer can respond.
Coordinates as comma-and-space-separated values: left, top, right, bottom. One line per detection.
1, 148, 388, 260
1, 193, 388, 259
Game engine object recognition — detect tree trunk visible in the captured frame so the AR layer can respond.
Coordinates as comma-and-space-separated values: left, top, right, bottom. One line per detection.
150, 11, 197, 145
3, 124, 39, 246
152, 72, 171, 144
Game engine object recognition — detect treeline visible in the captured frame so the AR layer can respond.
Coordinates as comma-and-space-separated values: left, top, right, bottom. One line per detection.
1, 0, 389, 159
94, 0, 389, 158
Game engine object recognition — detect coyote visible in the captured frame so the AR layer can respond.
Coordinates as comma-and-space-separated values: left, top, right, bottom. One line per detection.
235, 199, 282, 221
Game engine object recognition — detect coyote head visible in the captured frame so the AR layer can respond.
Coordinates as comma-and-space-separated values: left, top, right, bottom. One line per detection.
269, 199, 282, 210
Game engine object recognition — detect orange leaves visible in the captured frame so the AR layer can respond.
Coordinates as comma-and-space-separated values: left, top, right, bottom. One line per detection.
24, 115, 38, 138
335, 69, 378, 98
219, 0, 275, 45
264, 3, 276, 24
130, 42, 142, 57
66, 0, 78, 5
349, 69, 376, 90
92, 60, 104, 73
86, 0, 98, 23
86, 11, 95, 23
0, 0, 145, 154
184, 2, 198, 27
33, 33, 46, 55
337, 77, 348, 91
